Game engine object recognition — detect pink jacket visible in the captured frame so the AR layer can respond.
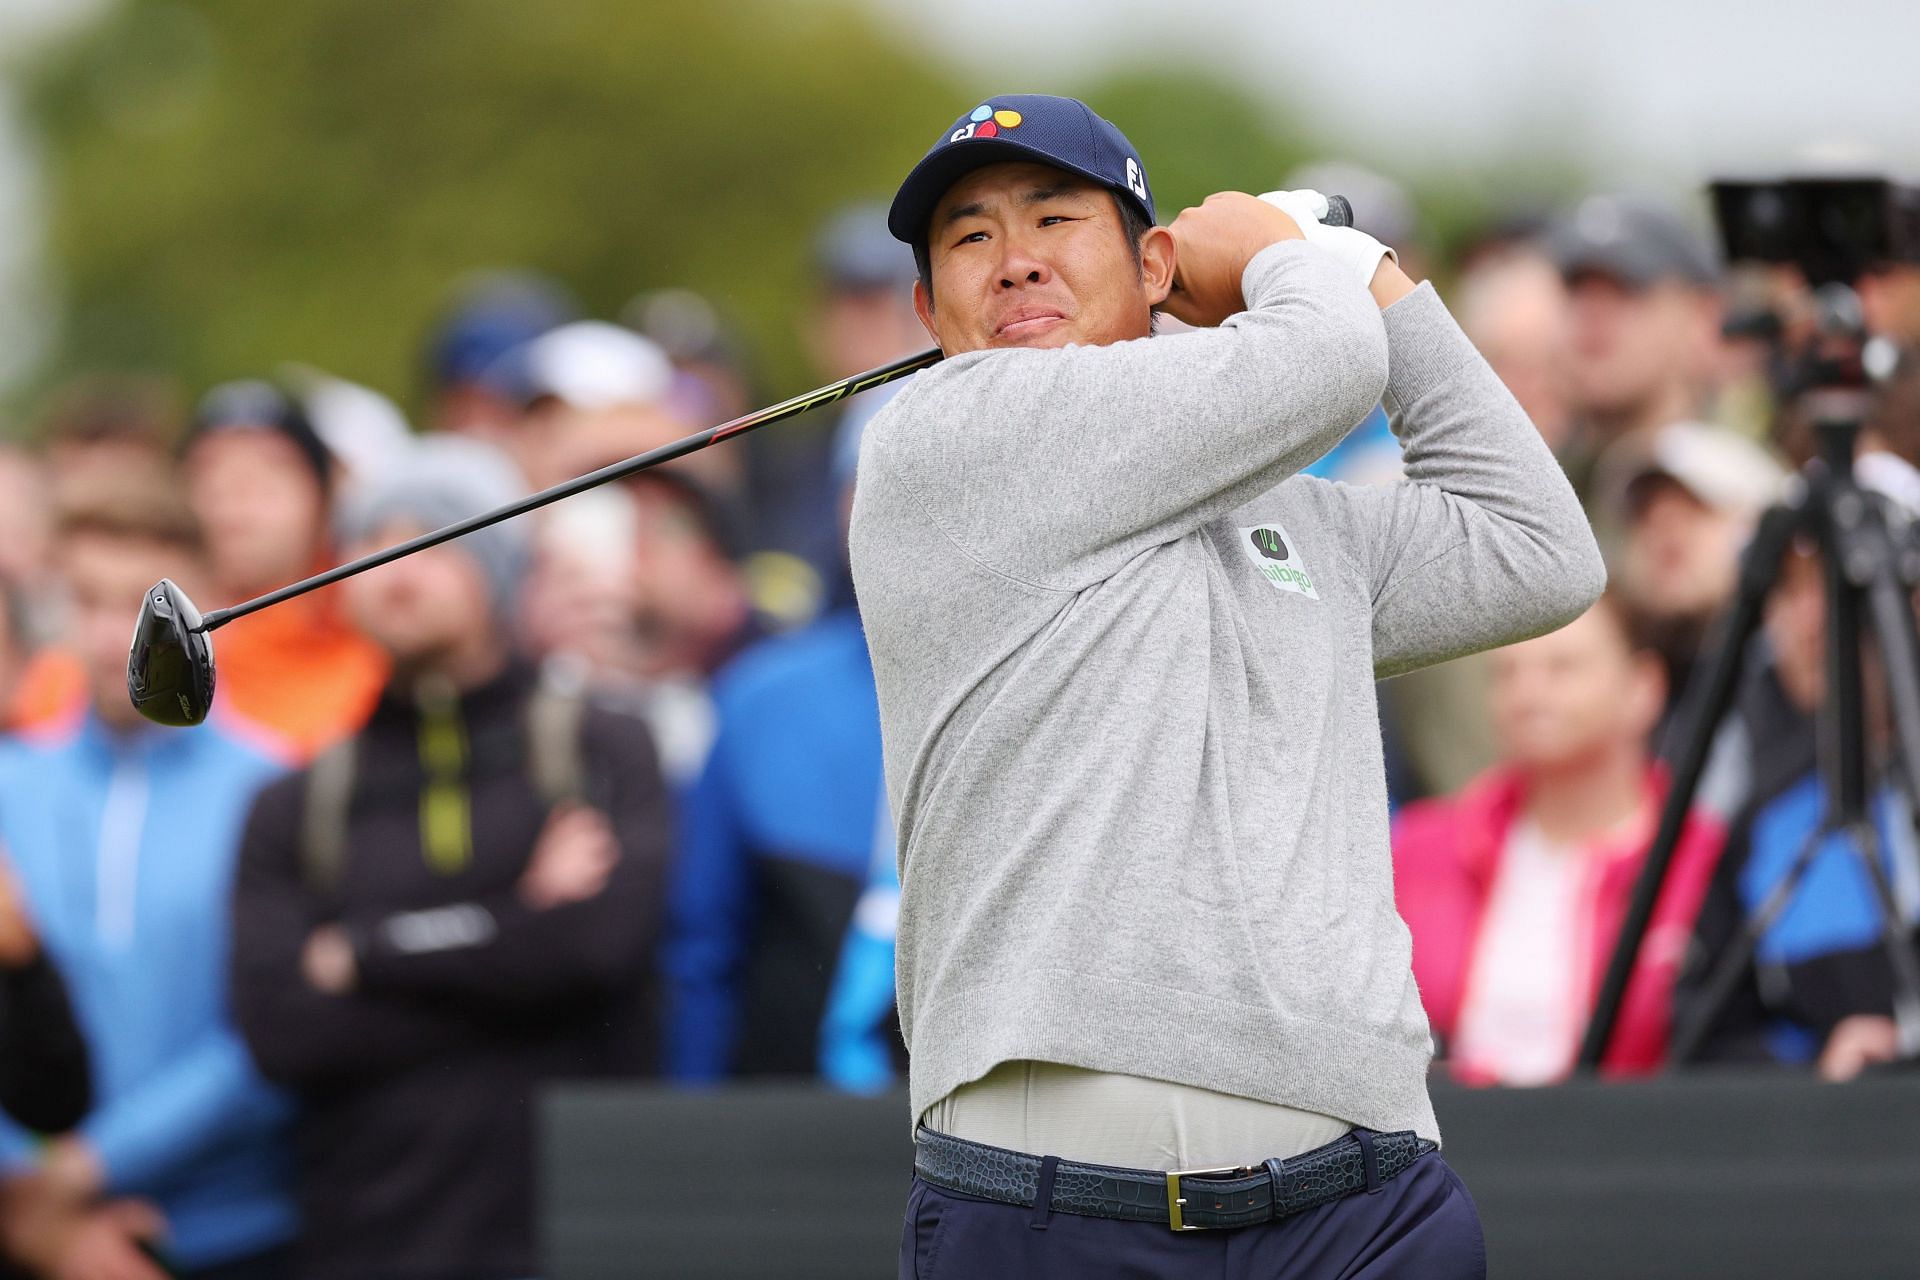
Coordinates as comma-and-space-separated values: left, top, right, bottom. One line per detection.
1391, 765, 1725, 1079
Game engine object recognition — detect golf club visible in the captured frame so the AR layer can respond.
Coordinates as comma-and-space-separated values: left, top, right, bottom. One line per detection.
128, 194, 1357, 728
127, 347, 941, 727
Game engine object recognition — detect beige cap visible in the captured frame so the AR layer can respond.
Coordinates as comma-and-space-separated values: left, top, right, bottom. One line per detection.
1600, 421, 1787, 518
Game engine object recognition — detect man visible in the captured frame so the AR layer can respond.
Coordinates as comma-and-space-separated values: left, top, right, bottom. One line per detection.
0, 463, 296, 1280
662, 436, 893, 1088
854, 94, 1603, 1276
183, 380, 388, 756
229, 438, 672, 1280
1392, 595, 1725, 1085
424, 270, 576, 438
1594, 419, 1786, 743
1550, 194, 1724, 495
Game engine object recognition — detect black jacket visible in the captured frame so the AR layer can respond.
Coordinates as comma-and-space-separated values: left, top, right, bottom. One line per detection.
230, 661, 672, 1280
0, 950, 90, 1133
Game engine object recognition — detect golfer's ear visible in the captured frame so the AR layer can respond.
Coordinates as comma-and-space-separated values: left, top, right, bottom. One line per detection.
912, 279, 940, 347
1140, 225, 1177, 307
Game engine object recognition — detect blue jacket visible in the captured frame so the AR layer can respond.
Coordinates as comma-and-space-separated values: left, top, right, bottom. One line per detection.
662, 608, 892, 1080
0, 716, 296, 1270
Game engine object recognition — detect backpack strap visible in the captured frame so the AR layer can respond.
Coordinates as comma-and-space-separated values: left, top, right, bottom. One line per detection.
300, 737, 358, 895
526, 665, 590, 810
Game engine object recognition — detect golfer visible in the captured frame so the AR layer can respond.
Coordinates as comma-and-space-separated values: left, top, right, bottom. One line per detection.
851, 94, 1605, 1277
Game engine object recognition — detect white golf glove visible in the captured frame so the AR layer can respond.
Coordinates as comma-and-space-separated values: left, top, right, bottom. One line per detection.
1258, 188, 1396, 290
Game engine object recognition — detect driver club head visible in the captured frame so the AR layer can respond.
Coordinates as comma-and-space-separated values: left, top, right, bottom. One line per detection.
127, 578, 216, 727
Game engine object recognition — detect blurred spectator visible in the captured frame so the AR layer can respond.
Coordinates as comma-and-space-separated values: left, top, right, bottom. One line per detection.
1550, 194, 1724, 494
791, 202, 925, 607
0, 463, 296, 1280
424, 270, 576, 439
33, 374, 178, 500
0, 448, 54, 638
229, 439, 672, 1280
0, 852, 90, 1135
662, 444, 892, 1084
182, 381, 389, 757
493, 320, 694, 491
283, 367, 416, 488
1859, 260, 1920, 346
1456, 244, 1573, 451
1393, 594, 1726, 1084
1677, 454, 1920, 1076
625, 287, 757, 426
1595, 420, 1787, 742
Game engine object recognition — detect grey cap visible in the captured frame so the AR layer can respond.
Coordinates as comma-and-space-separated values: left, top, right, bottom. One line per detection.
1549, 194, 1719, 288
334, 436, 530, 617
815, 200, 917, 292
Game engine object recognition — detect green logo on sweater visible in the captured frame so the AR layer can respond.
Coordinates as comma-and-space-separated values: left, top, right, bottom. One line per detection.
1238, 523, 1319, 600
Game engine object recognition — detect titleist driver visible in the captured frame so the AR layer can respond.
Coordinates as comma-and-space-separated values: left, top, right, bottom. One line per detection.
127, 195, 1356, 727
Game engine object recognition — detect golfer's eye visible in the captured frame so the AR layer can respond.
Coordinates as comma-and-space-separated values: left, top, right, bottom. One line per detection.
1038, 215, 1073, 227
954, 230, 989, 247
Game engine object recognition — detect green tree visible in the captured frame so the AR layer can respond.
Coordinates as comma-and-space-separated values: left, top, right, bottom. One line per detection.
18, 0, 961, 416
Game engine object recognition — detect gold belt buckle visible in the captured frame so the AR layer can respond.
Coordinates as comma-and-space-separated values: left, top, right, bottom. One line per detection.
1165, 1166, 1243, 1232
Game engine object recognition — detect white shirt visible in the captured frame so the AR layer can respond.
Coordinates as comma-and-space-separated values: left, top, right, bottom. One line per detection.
1452, 816, 1589, 1085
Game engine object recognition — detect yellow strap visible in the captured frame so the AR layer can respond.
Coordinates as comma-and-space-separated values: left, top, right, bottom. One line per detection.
415, 681, 472, 875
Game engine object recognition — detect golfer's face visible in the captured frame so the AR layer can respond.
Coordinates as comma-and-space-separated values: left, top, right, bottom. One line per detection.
919, 162, 1159, 355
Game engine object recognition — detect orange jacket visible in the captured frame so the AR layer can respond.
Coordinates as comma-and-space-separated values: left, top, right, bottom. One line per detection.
7, 588, 386, 760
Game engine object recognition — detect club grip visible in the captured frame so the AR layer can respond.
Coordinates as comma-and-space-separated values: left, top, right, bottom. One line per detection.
1320, 194, 1355, 228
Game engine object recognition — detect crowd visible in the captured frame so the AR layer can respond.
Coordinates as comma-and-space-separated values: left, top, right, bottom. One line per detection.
0, 174, 1910, 1278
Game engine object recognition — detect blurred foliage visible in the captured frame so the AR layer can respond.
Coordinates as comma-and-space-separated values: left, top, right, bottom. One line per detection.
16, 0, 966, 419
16, 1, 1574, 430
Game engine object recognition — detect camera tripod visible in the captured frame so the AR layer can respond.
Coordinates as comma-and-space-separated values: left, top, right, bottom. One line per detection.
1579, 379, 1920, 1069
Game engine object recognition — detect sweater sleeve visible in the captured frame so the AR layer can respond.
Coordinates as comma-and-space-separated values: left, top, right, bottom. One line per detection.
875, 240, 1388, 591
229, 776, 491, 1089
0, 951, 91, 1134
1318, 282, 1606, 678
82, 1029, 289, 1194
349, 705, 673, 1016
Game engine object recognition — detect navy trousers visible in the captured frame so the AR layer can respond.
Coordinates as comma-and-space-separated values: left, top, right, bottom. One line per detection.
899, 1152, 1485, 1279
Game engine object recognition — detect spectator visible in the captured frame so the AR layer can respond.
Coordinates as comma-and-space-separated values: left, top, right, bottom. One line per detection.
1595, 420, 1787, 741
229, 439, 672, 1280
1859, 259, 1920, 346
182, 381, 389, 757
1549, 194, 1725, 494
1393, 594, 1726, 1084
0, 853, 90, 1136
796, 203, 925, 606
492, 320, 689, 491
662, 444, 892, 1084
1456, 244, 1573, 451
0, 462, 296, 1280
0, 448, 53, 639
1677, 455, 1920, 1076
424, 270, 576, 438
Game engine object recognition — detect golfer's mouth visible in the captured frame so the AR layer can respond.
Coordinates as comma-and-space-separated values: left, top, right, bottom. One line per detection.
994, 310, 1068, 341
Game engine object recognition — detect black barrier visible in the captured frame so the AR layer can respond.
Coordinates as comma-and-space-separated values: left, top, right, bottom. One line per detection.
543, 1073, 1920, 1278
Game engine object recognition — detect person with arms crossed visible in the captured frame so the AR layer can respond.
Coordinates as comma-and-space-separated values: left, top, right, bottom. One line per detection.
852, 94, 1605, 1278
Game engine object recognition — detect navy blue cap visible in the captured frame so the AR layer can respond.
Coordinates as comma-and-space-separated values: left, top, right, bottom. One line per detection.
188, 379, 333, 489
887, 94, 1154, 245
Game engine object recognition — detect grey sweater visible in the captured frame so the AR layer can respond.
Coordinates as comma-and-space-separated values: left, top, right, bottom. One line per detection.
849, 241, 1605, 1141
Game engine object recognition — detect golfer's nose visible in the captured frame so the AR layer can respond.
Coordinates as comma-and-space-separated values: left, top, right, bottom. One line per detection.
995, 235, 1051, 290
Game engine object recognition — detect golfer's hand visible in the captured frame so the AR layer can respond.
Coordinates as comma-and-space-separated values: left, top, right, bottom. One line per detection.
518, 805, 617, 911
1162, 192, 1304, 328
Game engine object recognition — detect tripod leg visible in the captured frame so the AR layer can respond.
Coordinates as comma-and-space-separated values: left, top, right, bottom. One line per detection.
1836, 816, 1920, 1054
1668, 815, 1837, 1065
1577, 499, 1802, 1069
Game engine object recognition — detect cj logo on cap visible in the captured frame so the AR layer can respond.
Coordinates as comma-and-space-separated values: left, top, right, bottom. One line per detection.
949, 103, 1024, 144
1125, 157, 1147, 202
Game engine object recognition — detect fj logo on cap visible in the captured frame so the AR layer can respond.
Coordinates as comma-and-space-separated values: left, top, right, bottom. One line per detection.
1238, 523, 1319, 600
949, 103, 1024, 143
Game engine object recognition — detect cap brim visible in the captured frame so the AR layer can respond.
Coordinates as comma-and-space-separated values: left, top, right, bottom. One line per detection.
888, 137, 1135, 243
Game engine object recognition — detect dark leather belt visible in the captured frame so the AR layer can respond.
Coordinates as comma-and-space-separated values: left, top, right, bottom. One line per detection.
914, 1124, 1437, 1232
